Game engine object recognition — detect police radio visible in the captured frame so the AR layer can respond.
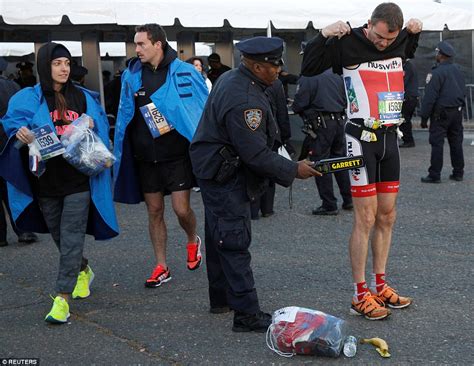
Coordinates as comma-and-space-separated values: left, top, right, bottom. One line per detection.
311, 155, 365, 174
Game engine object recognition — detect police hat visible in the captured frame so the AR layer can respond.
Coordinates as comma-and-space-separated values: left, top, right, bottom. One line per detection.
436, 41, 455, 57
16, 61, 34, 70
236, 36, 284, 66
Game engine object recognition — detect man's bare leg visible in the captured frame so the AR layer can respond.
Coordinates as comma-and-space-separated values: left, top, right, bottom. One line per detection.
144, 192, 167, 268
349, 195, 378, 283
171, 190, 197, 243
371, 192, 398, 275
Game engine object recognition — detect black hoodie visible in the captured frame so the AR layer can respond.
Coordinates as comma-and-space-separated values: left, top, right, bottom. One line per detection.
301, 26, 419, 77
36, 42, 89, 197
128, 45, 190, 163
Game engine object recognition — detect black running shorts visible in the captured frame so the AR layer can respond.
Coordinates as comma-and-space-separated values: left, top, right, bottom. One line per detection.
136, 157, 196, 195
345, 120, 400, 197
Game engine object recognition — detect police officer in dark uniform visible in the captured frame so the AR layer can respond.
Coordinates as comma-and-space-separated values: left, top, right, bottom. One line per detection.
420, 41, 465, 183
292, 67, 353, 215
399, 59, 419, 148
190, 36, 319, 333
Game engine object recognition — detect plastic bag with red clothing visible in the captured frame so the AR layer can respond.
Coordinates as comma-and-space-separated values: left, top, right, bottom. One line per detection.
266, 306, 347, 358
60, 114, 115, 176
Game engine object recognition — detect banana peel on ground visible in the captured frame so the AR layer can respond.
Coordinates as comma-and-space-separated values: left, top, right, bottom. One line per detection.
360, 337, 391, 358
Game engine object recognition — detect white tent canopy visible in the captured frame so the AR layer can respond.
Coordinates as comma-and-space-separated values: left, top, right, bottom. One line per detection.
1, 0, 473, 31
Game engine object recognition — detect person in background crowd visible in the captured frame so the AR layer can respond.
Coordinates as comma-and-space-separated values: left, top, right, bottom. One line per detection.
207, 53, 231, 85
187, 56, 212, 92
14, 61, 36, 88
70, 63, 88, 87
113, 24, 208, 289
0, 43, 118, 324
420, 41, 465, 183
399, 59, 418, 148
0, 56, 38, 247
292, 67, 353, 216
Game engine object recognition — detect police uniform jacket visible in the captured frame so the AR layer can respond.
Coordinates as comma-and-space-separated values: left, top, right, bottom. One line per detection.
292, 69, 346, 114
420, 60, 465, 119
190, 64, 298, 199
403, 60, 419, 98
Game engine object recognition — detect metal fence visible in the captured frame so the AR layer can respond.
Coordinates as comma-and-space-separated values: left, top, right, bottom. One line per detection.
416, 84, 474, 122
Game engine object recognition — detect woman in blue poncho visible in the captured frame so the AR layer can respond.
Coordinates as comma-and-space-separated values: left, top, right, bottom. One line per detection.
1, 42, 118, 324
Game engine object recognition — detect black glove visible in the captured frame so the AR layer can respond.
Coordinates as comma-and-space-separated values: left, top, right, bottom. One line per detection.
420, 118, 428, 129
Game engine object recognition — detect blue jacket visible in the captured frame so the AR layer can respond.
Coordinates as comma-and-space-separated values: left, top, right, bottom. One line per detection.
113, 58, 208, 204
0, 84, 119, 240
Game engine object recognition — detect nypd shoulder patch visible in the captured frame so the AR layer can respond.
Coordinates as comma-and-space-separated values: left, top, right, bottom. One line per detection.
244, 109, 263, 131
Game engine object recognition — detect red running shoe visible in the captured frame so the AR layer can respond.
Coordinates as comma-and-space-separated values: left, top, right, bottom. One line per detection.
145, 264, 171, 288
186, 235, 202, 271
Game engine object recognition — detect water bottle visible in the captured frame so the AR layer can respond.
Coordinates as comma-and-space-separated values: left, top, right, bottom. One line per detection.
343, 335, 357, 357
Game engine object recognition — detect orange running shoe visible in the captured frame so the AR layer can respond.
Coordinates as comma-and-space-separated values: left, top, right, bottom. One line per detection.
186, 235, 202, 271
350, 293, 391, 320
145, 264, 171, 288
372, 285, 412, 309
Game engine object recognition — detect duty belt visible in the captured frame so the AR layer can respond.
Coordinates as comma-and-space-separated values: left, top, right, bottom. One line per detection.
319, 112, 345, 121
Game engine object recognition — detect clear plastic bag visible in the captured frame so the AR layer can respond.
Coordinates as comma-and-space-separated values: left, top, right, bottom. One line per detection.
266, 306, 347, 358
27, 142, 46, 177
61, 114, 116, 176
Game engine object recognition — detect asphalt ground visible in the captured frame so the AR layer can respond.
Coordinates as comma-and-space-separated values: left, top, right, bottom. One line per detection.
0, 128, 473, 365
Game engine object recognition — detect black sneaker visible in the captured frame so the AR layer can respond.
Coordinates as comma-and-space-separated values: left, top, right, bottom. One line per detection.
17, 232, 38, 244
449, 174, 463, 182
399, 141, 415, 148
232, 311, 272, 333
342, 202, 353, 210
421, 176, 441, 183
312, 206, 338, 216
0, 240, 8, 247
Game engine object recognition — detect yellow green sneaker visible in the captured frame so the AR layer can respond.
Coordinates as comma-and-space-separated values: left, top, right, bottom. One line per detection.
72, 265, 95, 299
45, 296, 70, 323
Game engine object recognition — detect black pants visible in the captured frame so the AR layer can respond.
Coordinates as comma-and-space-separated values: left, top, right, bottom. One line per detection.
306, 118, 352, 211
428, 108, 464, 179
0, 177, 22, 242
250, 181, 275, 218
400, 96, 418, 144
197, 173, 260, 314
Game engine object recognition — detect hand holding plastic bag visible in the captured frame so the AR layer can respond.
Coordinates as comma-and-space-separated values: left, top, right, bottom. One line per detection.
61, 114, 116, 176
27, 142, 46, 177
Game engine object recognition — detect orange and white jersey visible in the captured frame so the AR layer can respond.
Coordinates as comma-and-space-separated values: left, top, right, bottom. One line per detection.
342, 57, 404, 121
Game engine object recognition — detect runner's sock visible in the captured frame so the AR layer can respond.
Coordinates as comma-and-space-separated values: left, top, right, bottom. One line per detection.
354, 281, 369, 302
370, 273, 386, 294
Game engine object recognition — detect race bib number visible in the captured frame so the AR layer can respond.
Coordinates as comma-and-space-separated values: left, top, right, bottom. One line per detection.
139, 102, 174, 138
32, 125, 65, 160
378, 91, 404, 124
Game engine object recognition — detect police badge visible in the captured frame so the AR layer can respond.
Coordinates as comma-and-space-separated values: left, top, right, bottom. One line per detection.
244, 109, 263, 131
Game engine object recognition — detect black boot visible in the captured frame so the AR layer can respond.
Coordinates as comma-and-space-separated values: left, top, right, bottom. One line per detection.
421, 175, 441, 183
232, 311, 272, 333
